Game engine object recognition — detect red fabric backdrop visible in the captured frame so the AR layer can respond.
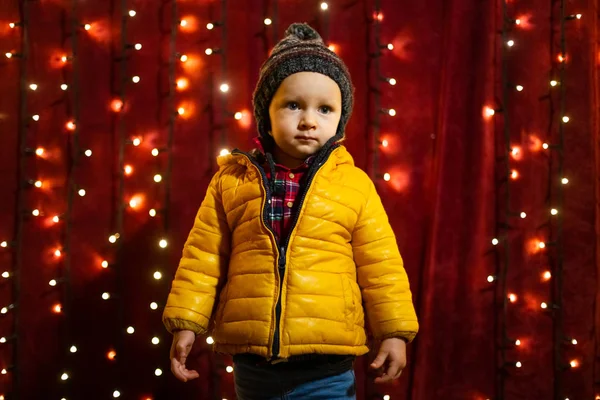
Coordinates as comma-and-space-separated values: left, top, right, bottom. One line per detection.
0, 0, 597, 399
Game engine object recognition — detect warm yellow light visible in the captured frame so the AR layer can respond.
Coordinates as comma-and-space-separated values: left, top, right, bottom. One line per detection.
53, 303, 62, 313
226, 366, 234, 373
515, 339, 521, 346
320, 2, 329, 10
487, 275, 495, 283
159, 239, 168, 248
102, 292, 111, 300
383, 173, 391, 181
102, 260, 109, 269
35, 147, 45, 156
180, 54, 188, 62
124, 165, 133, 176
107, 350, 117, 360
149, 209, 157, 217
78, 189, 86, 197
132, 76, 140, 83
492, 238, 499, 245
570, 359, 579, 368
508, 293, 517, 303
176, 78, 189, 90
66, 120, 76, 131
562, 116, 570, 123
177, 107, 185, 115
220, 149, 230, 156
206, 336, 214, 344
180, 19, 188, 27
511, 170, 519, 180
207, 22, 214, 30
387, 43, 394, 50
507, 40, 515, 47
520, 212, 526, 219
551, 208, 558, 215
550, 80, 558, 87
132, 137, 142, 146
54, 249, 62, 257
84, 24, 91, 31
561, 177, 569, 185
29, 83, 38, 91
542, 271, 552, 281
538, 241, 546, 249
516, 85, 524, 92
32, 209, 40, 217
220, 83, 230, 93
388, 109, 396, 117
264, 18, 272, 26
128, 10, 136, 17
234, 112, 243, 120
205, 48, 213, 55
153, 271, 162, 280
388, 78, 397, 86
154, 174, 163, 183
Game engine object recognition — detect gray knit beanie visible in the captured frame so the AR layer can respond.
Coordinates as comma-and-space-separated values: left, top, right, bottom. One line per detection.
252, 23, 354, 147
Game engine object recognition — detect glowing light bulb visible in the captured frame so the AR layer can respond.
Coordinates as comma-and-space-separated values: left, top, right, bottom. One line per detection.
205, 48, 213, 55
387, 43, 394, 50
550, 80, 558, 87
381, 139, 389, 147
35, 147, 45, 156
0, 307, 7, 314
154, 174, 163, 183
78, 189, 86, 197
542, 143, 549, 150
32, 209, 40, 217
66, 120, 76, 131
70, 345, 77, 353
571, 339, 578, 345
149, 209, 157, 217
155, 368, 163, 376
520, 212, 526, 219
52, 304, 62, 313
508, 293, 517, 303
61, 372, 69, 381
132, 137, 141, 146
492, 238, 499, 245
124, 165, 133, 176
150, 302, 158, 310
0, 241, 6, 248
109, 233, 120, 243
29, 83, 38, 91
128, 10, 136, 17
127, 326, 135, 334
5, 53, 13, 59
538, 241, 546, 249
515, 339, 521, 346
132, 76, 140, 83
383, 173, 391, 182
129, 198, 139, 208
570, 360, 579, 368
487, 275, 495, 283
562, 116, 570, 123
541, 302, 548, 309
388, 78, 397, 86
0, 336, 6, 343
220, 83, 230, 93
206, 336, 214, 344
9, 22, 15, 28
153, 271, 162, 280
388, 109, 396, 117
226, 366, 234, 373
551, 208, 558, 215
516, 85, 523, 92
207, 22, 214, 30
102, 292, 111, 300
220, 149, 230, 156
113, 391, 121, 398
511, 170, 519, 180
54, 249, 61, 257
264, 18, 272, 25
561, 177, 569, 185
542, 271, 552, 281
180, 19, 188, 27
85, 149, 92, 157
177, 107, 185, 115
61, 84, 68, 90
180, 54, 188, 62
516, 361, 522, 368
34, 180, 42, 188
49, 279, 57, 286
515, 19, 521, 25
107, 350, 116, 360
151, 336, 160, 345
1, 272, 9, 279
320, 2, 329, 10
507, 40, 515, 47
234, 112, 243, 120
84, 24, 91, 31
152, 148, 159, 156
485, 107, 495, 117
576, 14, 582, 19
32, 115, 39, 121
61, 56, 68, 63
101, 260, 109, 269
159, 239, 168, 248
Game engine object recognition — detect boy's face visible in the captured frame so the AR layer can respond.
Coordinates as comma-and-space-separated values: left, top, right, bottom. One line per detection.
268, 72, 342, 167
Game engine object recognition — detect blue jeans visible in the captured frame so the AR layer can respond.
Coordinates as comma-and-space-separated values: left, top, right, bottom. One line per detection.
234, 362, 356, 400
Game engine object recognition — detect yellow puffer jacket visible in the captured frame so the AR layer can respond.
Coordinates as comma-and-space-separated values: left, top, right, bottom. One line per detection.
163, 145, 418, 360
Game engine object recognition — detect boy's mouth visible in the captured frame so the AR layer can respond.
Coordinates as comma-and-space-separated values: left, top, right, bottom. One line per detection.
295, 135, 318, 141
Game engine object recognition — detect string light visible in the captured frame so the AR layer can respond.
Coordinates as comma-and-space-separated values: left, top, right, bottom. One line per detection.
70, 345, 77, 353
206, 336, 214, 344
264, 18, 272, 26
126, 326, 135, 334
487, 275, 496, 283
159, 239, 167, 248
124, 165, 133, 176
520, 212, 527, 219
155, 368, 163, 376
84, 23, 91, 31
154, 174, 162, 183
516, 85, 524, 92
78, 189, 86, 197
29, 83, 37, 91
102, 292, 111, 300
383, 173, 391, 182
205, 48, 214, 56
551, 208, 558, 215
151, 336, 160, 345
511, 170, 519, 180
226, 366, 234, 373
219, 149, 230, 156
542, 271, 552, 281
541, 302, 548, 309
180, 54, 188, 62
61, 84, 68, 90
207, 22, 215, 30
320, 2, 329, 10
132, 137, 142, 146
101, 260, 109, 269
132, 76, 140, 83
550, 80, 558, 87
150, 302, 158, 310
149, 209, 157, 217
234, 112, 243, 120
386, 77, 397, 86
508, 293, 517, 303
180, 19, 188, 27
32, 115, 39, 122
220, 83, 230, 93
507, 39, 515, 47
113, 390, 121, 398
128, 10, 136, 17
562, 116, 570, 123
153, 271, 162, 280
84, 149, 92, 157
492, 238, 499, 246
561, 178, 569, 185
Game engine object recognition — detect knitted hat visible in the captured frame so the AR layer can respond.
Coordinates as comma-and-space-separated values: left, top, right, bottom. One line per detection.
252, 23, 354, 147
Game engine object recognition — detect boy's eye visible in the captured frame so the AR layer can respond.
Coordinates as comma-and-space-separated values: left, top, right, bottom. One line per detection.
319, 106, 332, 114
286, 102, 299, 110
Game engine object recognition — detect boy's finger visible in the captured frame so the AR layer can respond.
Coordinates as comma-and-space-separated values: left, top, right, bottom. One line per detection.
171, 358, 188, 382
386, 360, 401, 380
370, 351, 388, 369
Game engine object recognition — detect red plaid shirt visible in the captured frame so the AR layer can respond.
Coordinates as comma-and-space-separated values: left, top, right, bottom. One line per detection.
264, 159, 313, 241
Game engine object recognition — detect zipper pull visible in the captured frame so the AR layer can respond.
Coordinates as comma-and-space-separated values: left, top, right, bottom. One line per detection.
279, 246, 286, 268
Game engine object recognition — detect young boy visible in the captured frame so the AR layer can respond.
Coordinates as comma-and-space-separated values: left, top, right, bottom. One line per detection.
163, 23, 419, 399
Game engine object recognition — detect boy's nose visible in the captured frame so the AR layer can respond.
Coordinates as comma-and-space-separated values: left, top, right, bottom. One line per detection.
298, 111, 317, 130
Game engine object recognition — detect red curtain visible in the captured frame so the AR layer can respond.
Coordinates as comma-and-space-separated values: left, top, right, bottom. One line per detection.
0, 0, 597, 399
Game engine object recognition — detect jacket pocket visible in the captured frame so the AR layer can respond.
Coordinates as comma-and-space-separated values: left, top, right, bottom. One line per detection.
214, 283, 230, 326
340, 275, 355, 331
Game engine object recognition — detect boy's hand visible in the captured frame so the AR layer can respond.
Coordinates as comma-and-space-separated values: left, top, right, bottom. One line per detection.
370, 337, 407, 383
170, 330, 200, 382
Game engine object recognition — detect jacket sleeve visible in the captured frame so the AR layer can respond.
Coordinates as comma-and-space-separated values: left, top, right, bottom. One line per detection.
162, 170, 230, 335
352, 179, 419, 343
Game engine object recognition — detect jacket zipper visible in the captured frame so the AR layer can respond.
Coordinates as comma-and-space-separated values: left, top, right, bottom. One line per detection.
232, 145, 339, 359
